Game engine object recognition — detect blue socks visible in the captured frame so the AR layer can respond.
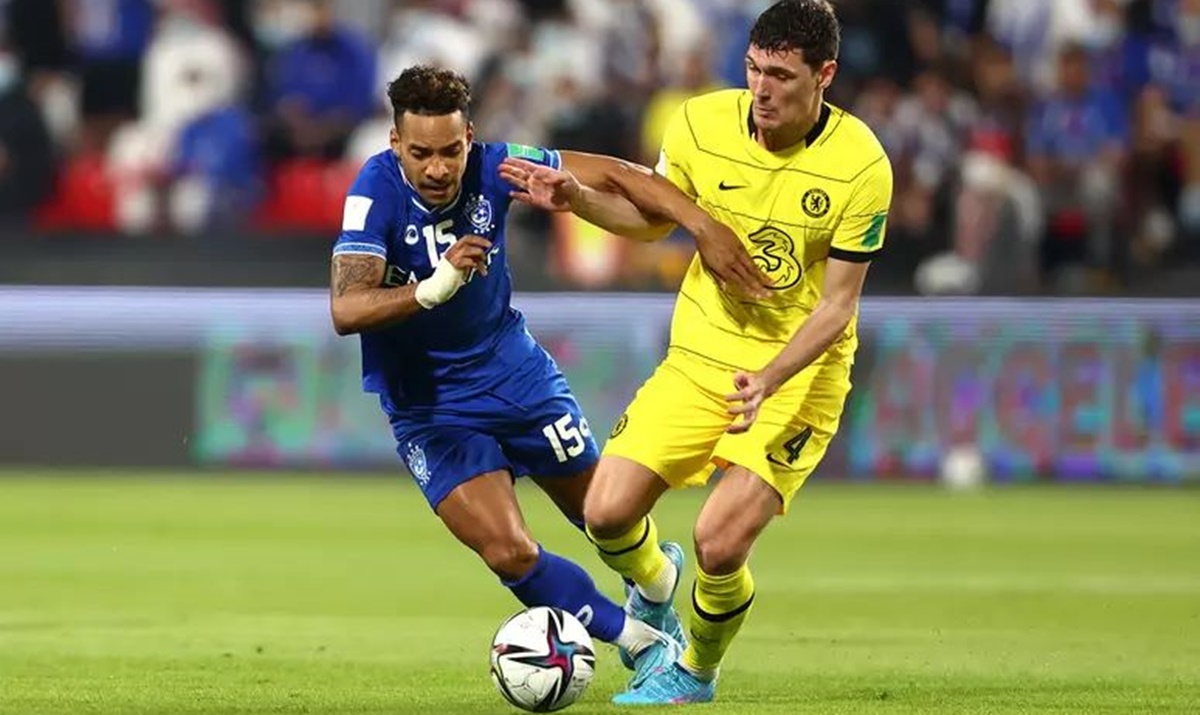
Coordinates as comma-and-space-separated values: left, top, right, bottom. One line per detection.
503, 545, 626, 643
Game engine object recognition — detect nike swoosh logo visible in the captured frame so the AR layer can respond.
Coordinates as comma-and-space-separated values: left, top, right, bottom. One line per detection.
718, 181, 747, 191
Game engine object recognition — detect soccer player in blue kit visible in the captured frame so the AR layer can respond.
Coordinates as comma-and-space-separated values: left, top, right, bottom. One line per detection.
329, 65, 770, 690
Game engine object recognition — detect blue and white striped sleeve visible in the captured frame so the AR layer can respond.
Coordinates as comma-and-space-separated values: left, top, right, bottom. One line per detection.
333, 194, 388, 259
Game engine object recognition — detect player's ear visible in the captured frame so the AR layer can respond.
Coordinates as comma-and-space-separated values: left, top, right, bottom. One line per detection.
389, 124, 401, 154
465, 120, 474, 145
817, 60, 838, 91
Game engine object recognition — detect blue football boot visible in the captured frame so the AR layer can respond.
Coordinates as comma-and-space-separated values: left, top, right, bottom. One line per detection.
612, 662, 717, 705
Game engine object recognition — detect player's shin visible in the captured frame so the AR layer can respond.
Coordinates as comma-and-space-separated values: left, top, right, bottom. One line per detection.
501, 545, 627, 645
681, 562, 755, 681
587, 516, 676, 603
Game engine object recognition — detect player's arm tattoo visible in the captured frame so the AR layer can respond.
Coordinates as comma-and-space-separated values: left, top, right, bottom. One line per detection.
333, 254, 383, 297
330, 254, 421, 334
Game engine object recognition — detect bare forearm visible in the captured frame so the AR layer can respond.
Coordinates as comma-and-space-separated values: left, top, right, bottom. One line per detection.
760, 300, 856, 388
569, 184, 671, 241
330, 238, 487, 334
601, 161, 714, 237
560, 152, 681, 240
331, 284, 423, 335
331, 254, 423, 335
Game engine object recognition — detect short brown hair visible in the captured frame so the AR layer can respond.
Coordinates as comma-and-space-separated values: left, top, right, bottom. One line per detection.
750, 0, 841, 69
386, 65, 471, 124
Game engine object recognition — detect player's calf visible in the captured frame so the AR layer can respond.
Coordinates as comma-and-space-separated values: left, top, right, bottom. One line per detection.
587, 516, 676, 601
681, 561, 754, 683
677, 467, 774, 680
503, 544, 671, 662
583, 458, 677, 606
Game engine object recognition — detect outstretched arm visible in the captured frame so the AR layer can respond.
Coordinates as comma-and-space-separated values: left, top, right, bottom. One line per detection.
560, 152, 688, 241
500, 154, 671, 240
564, 152, 775, 297
330, 236, 492, 335
500, 153, 771, 297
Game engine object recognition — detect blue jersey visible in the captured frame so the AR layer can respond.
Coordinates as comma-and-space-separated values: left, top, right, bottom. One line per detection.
333, 142, 563, 407
332, 142, 598, 508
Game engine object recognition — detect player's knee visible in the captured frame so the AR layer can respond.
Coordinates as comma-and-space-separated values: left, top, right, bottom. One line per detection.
479, 534, 540, 582
582, 490, 638, 540
693, 522, 750, 576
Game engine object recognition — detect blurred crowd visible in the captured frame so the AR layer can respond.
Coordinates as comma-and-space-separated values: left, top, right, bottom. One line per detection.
0, 0, 1197, 294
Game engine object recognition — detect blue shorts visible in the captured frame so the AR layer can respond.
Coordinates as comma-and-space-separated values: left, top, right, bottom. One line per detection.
380, 361, 599, 510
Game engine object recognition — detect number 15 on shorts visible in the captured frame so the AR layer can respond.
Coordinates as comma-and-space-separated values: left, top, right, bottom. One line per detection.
542, 413, 592, 463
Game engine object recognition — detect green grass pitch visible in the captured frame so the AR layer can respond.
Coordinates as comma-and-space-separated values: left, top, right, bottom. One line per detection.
1, 472, 1197, 714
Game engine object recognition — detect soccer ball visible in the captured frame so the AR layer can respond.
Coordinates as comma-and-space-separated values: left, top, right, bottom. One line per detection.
490, 606, 596, 712
941, 445, 987, 491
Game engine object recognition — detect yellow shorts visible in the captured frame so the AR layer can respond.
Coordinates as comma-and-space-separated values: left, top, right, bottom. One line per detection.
603, 347, 851, 513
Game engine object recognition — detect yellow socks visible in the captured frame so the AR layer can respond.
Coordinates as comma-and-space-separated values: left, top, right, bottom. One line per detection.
587, 516, 674, 601
591, 517, 755, 679
681, 562, 755, 680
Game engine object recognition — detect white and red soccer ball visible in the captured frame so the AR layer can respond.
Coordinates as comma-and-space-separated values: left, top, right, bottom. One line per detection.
490, 606, 596, 712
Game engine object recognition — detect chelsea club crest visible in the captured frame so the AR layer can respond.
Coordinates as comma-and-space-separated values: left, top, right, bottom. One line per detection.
405, 442, 429, 487
465, 194, 494, 233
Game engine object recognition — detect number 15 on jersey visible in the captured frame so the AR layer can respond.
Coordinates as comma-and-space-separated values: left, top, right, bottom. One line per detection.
409, 218, 456, 266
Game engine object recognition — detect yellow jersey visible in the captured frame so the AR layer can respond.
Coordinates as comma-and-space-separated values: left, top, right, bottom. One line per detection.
655, 89, 893, 374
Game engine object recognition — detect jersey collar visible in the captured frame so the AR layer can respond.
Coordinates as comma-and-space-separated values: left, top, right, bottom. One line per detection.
746, 101, 831, 148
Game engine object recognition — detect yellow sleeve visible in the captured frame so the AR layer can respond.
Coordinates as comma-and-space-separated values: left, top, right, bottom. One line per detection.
652, 101, 697, 200
830, 154, 893, 263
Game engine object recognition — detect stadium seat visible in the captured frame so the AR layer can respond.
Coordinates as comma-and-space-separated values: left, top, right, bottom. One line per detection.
33, 154, 117, 231
253, 160, 359, 233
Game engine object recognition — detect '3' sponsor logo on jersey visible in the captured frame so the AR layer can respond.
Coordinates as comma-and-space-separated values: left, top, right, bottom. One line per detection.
747, 225, 802, 289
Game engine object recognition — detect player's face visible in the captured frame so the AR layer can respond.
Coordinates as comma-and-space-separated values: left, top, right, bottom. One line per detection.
745, 45, 836, 133
392, 111, 473, 206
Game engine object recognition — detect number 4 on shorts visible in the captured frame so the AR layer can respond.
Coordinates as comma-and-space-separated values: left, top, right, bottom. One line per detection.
770, 426, 813, 467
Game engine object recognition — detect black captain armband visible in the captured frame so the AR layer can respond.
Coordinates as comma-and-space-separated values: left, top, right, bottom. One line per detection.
828, 247, 881, 263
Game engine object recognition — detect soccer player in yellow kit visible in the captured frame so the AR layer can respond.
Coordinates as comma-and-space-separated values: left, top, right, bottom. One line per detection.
502, 0, 891, 704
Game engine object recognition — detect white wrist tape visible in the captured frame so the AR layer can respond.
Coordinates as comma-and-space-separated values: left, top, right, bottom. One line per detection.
414, 257, 467, 309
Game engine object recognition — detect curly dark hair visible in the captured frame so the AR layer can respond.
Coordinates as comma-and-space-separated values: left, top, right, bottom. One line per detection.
749, 0, 841, 69
386, 65, 471, 123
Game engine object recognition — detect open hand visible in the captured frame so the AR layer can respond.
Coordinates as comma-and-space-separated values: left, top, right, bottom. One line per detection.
725, 371, 777, 434
499, 157, 580, 212
693, 220, 773, 299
